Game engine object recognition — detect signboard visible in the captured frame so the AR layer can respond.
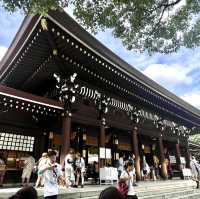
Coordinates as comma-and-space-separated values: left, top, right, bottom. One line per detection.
106, 148, 111, 159
99, 147, 111, 159
115, 153, 119, 160
99, 147, 106, 158
169, 155, 176, 164
180, 157, 186, 164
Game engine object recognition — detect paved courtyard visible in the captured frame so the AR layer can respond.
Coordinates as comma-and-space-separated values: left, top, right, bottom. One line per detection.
0, 180, 198, 199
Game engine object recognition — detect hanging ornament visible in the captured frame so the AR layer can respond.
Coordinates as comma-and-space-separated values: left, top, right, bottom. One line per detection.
54, 73, 79, 116
41, 18, 48, 31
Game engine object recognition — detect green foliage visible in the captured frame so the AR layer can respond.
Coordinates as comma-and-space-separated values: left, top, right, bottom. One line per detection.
0, 0, 69, 16
190, 134, 200, 144
88, 147, 98, 155
1, 0, 200, 54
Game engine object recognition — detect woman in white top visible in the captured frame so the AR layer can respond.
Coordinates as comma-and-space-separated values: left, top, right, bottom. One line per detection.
64, 149, 75, 186
118, 155, 124, 178
74, 152, 85, 188
39, 150, 64, 199
190, 156, 200, 188
120, 161, 138, 199
35, 152, 48, 188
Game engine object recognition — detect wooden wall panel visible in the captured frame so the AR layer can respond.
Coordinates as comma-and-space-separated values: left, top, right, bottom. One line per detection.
118, 133, 132, 151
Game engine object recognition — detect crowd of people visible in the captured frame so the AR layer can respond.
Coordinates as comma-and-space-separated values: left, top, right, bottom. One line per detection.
64, 149, 85, 188
6, 149, 138, 199
118, 160, 138, 199
117, 153, 161, 182
8, 149, 85, 198
0, 149, 176, 187
1, 149, 200, 199
15, 149, 139, 199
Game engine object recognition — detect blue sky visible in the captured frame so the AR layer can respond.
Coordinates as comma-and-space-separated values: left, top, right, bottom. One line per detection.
0, 6, 200, 109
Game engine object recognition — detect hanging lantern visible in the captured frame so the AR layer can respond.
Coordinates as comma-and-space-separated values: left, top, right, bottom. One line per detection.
82, 149, 86, 158
53, 49, 58, 56
83, 133, 87, 141
113, 135, 119, 145
116, 153, 119, 160
49, 132, 54, 139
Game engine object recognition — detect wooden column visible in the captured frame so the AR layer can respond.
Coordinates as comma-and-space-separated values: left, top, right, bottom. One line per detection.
176, 139, 181, 170
99, 124, 106, 168
48, 132, 53, 149
60, 116, 71, 163
158, 134, 168, 179
185, 140, 191, 168
132, 127, 141, 181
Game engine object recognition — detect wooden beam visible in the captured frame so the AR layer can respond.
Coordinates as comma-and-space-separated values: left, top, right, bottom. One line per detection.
0, 84, 63, 110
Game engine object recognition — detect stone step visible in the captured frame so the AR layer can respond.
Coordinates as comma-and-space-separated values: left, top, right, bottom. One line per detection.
56, 190, 200, 199
2, 180, 197, 199
56, 187, 198, 199
136, 184, 194, 192
35, 184, 196, 199
39, 190, 102, 199
140, 189, 197, 199
75, 197, 97, 199
138, 187, 194, 197
136, 189, 193, 198
175, 192, 200, 199
57, 196, 98, 199
80, 190, 200, 199
135, 180, 194, 189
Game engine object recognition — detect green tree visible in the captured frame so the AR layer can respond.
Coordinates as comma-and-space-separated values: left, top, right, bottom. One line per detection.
1, 0, 200, 54
190, 134, 200, 144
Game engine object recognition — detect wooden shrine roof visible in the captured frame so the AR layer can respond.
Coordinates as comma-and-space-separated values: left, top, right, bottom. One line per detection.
0, 84, 63, 116
0, 10, 199, 129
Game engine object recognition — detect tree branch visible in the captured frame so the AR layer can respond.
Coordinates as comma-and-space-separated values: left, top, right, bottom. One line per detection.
163, 0, 182, 8
148, 0, 182, 36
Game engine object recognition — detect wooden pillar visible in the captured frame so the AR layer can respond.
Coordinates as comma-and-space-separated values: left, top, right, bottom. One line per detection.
176, 139, 181, 170
185, 140, 191, 168
132, 127, 141, 181
60, 116, 71, 163
158, 134, 168, 179
48, 134, 53, 149
99, 124, 106, 168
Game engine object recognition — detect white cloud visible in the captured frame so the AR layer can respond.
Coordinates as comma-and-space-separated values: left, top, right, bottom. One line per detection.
182, 91, 200, 109
95, 29, 162, 70
143, 64, 193, 92
0, 46, 7, 61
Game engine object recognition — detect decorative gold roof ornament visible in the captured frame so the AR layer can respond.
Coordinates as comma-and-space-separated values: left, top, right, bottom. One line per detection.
41, 18, 48, 31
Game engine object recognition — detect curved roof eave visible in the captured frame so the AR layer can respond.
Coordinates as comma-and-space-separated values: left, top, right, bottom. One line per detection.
0, 14, 41, 79
46, 10, 200, 119
0, 9, 200, 120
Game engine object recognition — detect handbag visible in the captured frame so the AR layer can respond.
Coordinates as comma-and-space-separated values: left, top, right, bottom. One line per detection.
117, 171, 130, 197
117, 179, 129, 196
